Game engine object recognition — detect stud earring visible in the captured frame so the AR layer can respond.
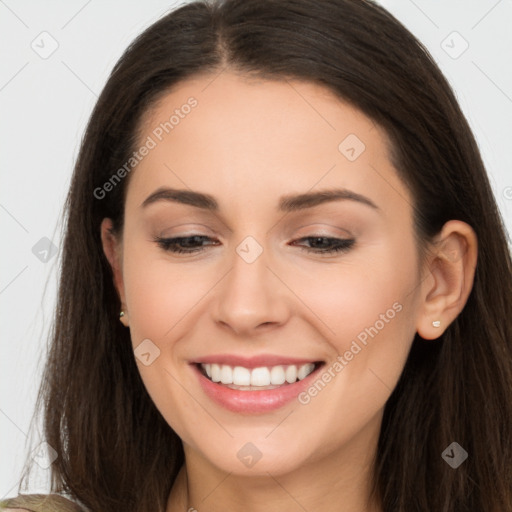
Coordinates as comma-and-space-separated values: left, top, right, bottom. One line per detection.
432, 320, 441, 328
119, 310, 129, 327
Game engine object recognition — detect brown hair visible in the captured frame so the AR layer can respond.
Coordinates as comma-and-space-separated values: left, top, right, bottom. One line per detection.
17, 0, 512, 511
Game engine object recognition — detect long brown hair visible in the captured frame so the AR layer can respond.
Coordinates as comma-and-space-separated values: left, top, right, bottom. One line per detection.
18, 1, 512, 510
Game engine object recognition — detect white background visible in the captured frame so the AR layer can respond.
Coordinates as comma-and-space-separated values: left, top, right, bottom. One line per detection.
1, 0, 511, 498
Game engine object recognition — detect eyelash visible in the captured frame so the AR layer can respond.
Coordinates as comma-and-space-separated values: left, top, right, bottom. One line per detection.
153, 235, 355, 255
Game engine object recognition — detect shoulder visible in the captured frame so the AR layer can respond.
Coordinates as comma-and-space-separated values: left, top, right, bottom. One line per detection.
0, 494, 85, 512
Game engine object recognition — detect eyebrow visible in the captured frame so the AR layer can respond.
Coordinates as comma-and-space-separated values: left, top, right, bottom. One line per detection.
140, 187, 379, 212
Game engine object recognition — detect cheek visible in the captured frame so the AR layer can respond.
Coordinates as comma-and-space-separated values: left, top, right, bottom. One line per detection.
292, 244, 417, 350
122, 238, 216, 342
290, 242, 419, 414
120, 240, 209, 438
285, 246, 418, 442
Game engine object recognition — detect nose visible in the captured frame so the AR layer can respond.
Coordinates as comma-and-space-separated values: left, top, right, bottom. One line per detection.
213, 243, 291, 337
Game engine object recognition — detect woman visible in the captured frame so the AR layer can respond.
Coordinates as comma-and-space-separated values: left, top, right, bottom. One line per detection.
2, 0, 511, 511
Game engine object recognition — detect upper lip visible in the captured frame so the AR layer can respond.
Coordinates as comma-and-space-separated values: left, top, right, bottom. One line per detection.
191, 354, 323, 369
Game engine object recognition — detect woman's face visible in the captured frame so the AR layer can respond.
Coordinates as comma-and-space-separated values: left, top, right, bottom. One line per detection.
103, 72, 428, 478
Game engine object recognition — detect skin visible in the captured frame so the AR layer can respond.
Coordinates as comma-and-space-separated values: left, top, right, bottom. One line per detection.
101, 71, 477, 512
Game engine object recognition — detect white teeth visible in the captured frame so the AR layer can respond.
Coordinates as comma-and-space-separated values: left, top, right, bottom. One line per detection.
220, 365, 233, 384
270, 365, 286, 385
200, 362, 317, 387
211, 363, 221, 382
285, 365, 298, 383
251, 367, 270, 386
297, 363, 315, 380
233, 366, 251, 386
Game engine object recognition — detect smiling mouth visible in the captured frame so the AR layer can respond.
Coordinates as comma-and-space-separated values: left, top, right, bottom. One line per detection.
196, 361, 324, 390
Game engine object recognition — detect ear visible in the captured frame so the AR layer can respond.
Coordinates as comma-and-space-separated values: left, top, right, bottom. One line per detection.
100, 218, 129, 327
416, 220, 478, 340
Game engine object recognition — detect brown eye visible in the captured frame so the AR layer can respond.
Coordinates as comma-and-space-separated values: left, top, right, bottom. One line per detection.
292, 236, 355, 254
154, 235, 219, 254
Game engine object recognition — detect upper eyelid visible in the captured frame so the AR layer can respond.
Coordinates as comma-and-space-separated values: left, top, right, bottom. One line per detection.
156, 221, 354, 237
156, 233, 353, 243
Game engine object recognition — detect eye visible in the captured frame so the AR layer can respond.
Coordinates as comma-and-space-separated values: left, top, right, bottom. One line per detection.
154, 235, 355, 255
291, 236, 355, 254
154, 235, 219, 254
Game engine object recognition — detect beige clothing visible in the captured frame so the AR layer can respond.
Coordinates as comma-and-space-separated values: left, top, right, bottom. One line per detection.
0, 494, 84, 512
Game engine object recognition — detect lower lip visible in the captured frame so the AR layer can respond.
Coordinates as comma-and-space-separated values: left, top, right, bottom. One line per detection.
192, 363, 323, 414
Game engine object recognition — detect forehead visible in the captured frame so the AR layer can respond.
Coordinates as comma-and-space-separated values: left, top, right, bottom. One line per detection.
126, 72, 410, 218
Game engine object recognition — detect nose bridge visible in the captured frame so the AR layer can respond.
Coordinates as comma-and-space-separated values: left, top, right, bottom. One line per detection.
213, 233, 289, 333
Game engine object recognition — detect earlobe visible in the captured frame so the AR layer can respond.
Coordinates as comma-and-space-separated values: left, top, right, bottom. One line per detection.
416, 220, 478, 340
100, 218, 127, 318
